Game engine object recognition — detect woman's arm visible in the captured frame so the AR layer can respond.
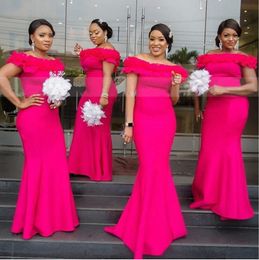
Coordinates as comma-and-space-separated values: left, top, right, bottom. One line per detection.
170, 72, 183, 105
193, 95, 204, 122
100, 61, 115, 107
74, 43, 83, 56
209, 67, 258, 96
0, 63, 44, 109
170, 83, 180, 105
123, 73, 138, 144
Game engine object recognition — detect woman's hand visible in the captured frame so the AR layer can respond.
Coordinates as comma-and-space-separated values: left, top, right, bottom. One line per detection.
172, 72, 182, 86
50, 100, 62, 110
74, 43, 83, 56
209, 85, 226, 96
171, 72, 181, 105
123, 126, 133, 144
194, 108, 203, 122
18, 94, 44, 109
99, 96, 109, 107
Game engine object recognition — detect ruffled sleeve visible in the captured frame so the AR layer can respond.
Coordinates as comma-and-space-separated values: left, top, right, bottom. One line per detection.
239, 54, 257, 69
172, 66, 188, 82
99, 48, 120, 66
7, 51, 26, 69
196, 54, 207, 69
123, 56, 141, 74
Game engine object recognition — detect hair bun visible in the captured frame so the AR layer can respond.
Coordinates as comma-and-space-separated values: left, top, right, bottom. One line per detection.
91, 18, 113, 39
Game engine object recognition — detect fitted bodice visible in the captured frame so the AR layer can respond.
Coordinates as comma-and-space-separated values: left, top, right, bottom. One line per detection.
79, 48, 120, 77
197, 53, 257, 87
7, 51, 64, 97
123, 56, 188, 98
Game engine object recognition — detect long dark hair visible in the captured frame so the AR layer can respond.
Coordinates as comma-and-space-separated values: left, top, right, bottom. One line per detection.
28, 19, 55, 45
148, 23, 173, 52
91, 19, 113, 39
215, 19, 241, 47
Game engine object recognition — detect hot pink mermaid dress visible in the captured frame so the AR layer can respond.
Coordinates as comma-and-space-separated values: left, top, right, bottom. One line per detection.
105, 57, 188, 259
190, 53, 257, 220
68, 48, 120, 181
7, 52, 79, 239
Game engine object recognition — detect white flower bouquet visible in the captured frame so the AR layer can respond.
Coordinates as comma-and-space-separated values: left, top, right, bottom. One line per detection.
188, 69, 211, 96
81, 100, 106, 126
43, 71, 72, 105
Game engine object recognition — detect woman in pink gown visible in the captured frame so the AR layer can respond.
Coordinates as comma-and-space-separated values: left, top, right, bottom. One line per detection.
0, 19, 79, 239
68, 19, 120, 181
191, 19, 257, 220
105, 24, 187, 259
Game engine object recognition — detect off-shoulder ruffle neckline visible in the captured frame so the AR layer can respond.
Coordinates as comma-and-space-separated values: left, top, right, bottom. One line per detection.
127, 56, 180, 68
80, 47, 120, 69
81, 47, 120, 55
197, 52, 257, 69
12, 51, 60, 62
7, 51, 64, 73
123, 56, 188, 80
199, 52, 254, 59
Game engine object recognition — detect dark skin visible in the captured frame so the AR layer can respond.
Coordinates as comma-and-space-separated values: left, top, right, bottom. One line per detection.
74, 23, 116, 107
123, 30, 183, 144
194, 27, 257, 122
0, 25, 61, 110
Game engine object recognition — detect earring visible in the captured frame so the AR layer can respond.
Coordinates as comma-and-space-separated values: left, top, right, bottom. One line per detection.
234, 40, 239, 50
165, 47, 168, 57
32, 42, 35, 51
104, 35, 107, 42
219, 41, 222, 50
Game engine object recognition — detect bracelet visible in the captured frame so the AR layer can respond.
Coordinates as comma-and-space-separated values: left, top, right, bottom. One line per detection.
125, 122, 134, 127
101, 92, 109, 99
